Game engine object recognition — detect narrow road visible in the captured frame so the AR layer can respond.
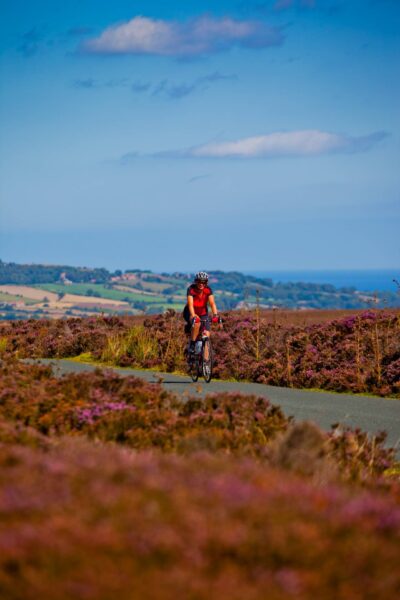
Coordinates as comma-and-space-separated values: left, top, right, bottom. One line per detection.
36, 358, 400, 454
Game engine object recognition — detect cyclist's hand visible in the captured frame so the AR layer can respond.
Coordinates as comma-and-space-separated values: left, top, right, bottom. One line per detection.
191, 316, 200, 326
212, 315, 219, 323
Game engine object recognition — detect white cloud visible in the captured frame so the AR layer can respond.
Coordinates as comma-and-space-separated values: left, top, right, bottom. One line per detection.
82, 15, 283, 56
158, 130, 387, 159
191, 131, 345, 157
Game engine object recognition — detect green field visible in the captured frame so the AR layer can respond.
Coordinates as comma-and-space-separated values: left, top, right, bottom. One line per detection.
33, 283, 166, 303
33, 283, 185, 312
0, 292, 23, 303
115, 279, 187, 296
129, 281, 174, 293
0, 292, 39, 305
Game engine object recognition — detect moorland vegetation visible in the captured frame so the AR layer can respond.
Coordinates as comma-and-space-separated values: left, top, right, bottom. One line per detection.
0, 359, 399, 599
1, 295, 399, 597
1, 308, 399, 397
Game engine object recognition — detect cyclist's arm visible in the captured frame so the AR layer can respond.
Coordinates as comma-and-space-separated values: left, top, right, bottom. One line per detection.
208, 295, 218, 316
187, 295, 196, 319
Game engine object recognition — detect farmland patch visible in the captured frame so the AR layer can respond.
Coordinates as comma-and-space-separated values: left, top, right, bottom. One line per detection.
0, 285, 59, 302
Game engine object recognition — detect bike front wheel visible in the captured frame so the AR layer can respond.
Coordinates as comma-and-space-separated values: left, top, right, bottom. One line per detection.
202, 338, 213, 383
189, 356, 200, 382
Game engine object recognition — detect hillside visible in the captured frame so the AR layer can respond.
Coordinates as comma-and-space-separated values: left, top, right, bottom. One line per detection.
0, 260, 398, 320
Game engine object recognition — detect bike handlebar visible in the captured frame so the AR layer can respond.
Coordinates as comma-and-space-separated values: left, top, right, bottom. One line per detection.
191, 315, 223, 327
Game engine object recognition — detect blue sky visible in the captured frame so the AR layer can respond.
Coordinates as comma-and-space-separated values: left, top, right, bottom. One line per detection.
0, 0, 399, 272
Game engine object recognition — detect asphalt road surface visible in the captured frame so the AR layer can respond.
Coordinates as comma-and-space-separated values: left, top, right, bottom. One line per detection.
35, 358, 400, 455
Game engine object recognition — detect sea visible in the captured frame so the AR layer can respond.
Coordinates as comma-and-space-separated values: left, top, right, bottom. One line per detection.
244, 269, 400, 293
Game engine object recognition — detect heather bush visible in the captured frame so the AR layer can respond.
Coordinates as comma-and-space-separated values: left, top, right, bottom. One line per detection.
0, 361, 396, 481
269, 421, 337, 481
0, 315, 130, 359
2, 309, 399, 396
329, 425, 396, 483
0, 416, 50, 450
209, 310, 400, 396
1, 437, 400, 600
1, 316, 399, 600
268, 420, 397, 487
129, 310, 400, 396
0, 311, 396, 394
0, 361, 290, 455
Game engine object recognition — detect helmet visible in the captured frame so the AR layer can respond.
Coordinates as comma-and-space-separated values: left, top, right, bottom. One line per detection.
194, 271, 209, 283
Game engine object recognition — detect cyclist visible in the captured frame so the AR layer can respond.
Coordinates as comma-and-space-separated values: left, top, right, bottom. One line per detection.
183, 271, 220, 357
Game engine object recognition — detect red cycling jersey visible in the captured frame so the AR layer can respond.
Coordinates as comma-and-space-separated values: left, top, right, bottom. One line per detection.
186, 284, 213, 317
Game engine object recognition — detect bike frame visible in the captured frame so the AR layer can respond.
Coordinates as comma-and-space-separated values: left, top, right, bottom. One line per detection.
188, 318, 214, 383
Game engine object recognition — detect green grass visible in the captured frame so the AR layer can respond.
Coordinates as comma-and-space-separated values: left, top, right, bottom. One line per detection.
65, 355, 189, 378
383, 464, 400, 477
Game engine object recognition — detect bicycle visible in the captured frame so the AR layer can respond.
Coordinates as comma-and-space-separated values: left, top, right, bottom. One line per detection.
187, 315, 221, 383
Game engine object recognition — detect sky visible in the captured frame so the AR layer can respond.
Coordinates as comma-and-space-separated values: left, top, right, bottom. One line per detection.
0, 0, 399, 272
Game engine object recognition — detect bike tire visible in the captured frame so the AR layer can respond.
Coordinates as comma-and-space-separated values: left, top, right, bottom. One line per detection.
189, 356, 199, 382
202, 338, 213, 383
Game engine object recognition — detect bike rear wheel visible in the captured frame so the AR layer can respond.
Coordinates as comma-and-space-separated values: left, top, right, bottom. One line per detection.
202, 338, 213, 383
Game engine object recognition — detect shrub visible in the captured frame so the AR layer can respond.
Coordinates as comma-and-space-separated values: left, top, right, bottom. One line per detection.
0, 361, 290, 454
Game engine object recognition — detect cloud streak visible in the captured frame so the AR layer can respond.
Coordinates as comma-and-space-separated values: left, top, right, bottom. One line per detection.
188, 174, 211, 184
73, 72, 236, 99
275, 0, 316, 9
67, 26, 94, 37
131, 81, 151, 93
273, 0, 343, 12
153, 130, 388, 159
81, 15, 283, 57
17, 28, 44, 57
73, 78, 129, 89
245, 1, 342, 14
150, 72, 237, 99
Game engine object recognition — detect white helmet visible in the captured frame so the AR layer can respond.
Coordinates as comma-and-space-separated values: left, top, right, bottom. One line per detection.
194, 271, 209, 283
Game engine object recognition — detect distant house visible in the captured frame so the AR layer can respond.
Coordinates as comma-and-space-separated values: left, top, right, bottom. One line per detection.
110, 273, 137, 282
59, 272, 73, 285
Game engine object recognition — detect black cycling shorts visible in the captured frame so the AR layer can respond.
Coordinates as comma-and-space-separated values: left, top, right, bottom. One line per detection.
183, 312, 211, 334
